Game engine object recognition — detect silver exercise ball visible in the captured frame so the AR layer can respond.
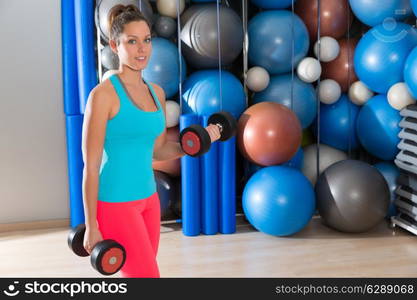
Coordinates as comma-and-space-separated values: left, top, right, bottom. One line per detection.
95, 0, 154, 43
180, 4, 243, 68
315, 160, 390, 233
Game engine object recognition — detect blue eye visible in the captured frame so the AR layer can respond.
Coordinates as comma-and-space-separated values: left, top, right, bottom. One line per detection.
145, 38, 151, 43
128, 39, 136, 44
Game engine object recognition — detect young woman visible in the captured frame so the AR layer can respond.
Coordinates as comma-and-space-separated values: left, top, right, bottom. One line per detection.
81, 4, 220, 278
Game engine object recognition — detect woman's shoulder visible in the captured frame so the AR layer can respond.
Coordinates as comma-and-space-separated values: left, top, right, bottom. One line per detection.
87, 79, 116, 109
149, 82, 166, 103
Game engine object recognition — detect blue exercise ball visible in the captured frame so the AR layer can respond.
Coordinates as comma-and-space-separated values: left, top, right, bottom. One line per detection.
349, 0, 412, 27
143, 37, 186, 99
181, 70, 246, 118
356, 94, 401, 160
412, 0, 417, 17
250, 0, 296, 9
248, 10, 309, 75
404, 46, 417, 98
315, 94, 359, 151
252, 74, 317, 129
243, 166, 315, 236
374, 162, 400, 217
354, 22, 417, 93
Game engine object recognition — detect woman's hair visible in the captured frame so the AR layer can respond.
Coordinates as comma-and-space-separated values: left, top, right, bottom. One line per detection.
108, 4, 151, 44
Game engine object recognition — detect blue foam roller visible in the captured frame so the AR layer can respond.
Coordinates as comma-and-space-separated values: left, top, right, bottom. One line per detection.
62, 0, 80, 116
180, 114, 201, 236
201, 115, 219, 235
65, 115, 85, 227
219, 136, 236, 234
74, 0, 98, 114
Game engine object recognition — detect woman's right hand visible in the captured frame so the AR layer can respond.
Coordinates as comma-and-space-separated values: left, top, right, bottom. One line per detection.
83, 226, 103, 255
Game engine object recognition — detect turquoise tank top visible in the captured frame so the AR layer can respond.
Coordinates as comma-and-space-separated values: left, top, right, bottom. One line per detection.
98, 74, 165, 202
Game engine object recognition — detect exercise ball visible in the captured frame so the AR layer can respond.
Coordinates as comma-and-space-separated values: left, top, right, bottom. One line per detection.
356, 94, 401, 160
165, 100, 180, 128
317, 79, 341, 104
237, 102, 302, 166
155, 16, 177, 38
181, 70, 246, 118
387, 82, 416, 110
314, 36, 340, 62
248, 10, 309, 75
412, 0, 417, 17
302, 144, 348, 185
142, 37, 186, 99
404, 46, 417, 98
250, 0, 296, 9
252, 74, 317, 129
243, 166, 315, 236
348, 81, 374, 105
154, 170, 176, 219
247, 67, 270, 92
95, 0, 154, 43
374, 162, 400, 218
152, 127, 181, 177
315, 94, 360, 151
321, 39, 358, 92
156, 0, 185, 18
295, 0, 353, 41
180, 4, 243, 68
170, 177, 182, 218
354, 22, 417, 93
349, 0, 412, 27
102, 69, 118, 82
245, 148, 304, 179
101, 45, 119, 70
297, 57, 322, 83
316, 160, 390, 233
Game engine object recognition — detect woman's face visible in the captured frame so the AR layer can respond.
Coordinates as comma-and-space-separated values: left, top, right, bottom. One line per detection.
112, 21, 152, 71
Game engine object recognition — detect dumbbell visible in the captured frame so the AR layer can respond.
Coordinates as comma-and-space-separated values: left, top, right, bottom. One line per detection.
67, 224, 126, 276
179, 111, 237, 157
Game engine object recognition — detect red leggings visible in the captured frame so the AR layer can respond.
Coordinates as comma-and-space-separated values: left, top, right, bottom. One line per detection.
96, 192, 161, 278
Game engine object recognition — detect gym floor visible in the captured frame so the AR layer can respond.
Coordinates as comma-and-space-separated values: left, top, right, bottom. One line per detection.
1, 216, 416, 278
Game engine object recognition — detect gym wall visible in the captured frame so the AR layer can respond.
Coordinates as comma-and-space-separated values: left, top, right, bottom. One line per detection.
0, 0, 69, 224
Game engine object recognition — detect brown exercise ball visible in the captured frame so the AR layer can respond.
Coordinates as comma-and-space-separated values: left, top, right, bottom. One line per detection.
295, 0, 353, 41
237, 102, 302, 166
321, 38, 358, 92
152, 126, 181, 177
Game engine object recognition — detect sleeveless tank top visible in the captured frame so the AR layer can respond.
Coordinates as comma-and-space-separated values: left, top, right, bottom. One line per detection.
98, 74, 165, 202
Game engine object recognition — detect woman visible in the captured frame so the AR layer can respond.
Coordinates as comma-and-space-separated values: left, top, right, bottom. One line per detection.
81, 4, 220, 278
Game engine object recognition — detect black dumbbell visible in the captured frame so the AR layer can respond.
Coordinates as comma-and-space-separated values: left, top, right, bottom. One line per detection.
179, 111, 237, 157
67, 224, 126, 276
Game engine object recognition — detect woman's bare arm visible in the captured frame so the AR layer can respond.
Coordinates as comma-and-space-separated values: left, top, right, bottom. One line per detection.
152, 84, 186, 161
81, 87, 112, 229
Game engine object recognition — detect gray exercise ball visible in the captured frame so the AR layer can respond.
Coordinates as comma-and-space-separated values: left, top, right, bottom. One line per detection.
315, 160, 390, 233
180, 4, 243, 68
101, 45, 119, 70
302, 144, 347, 185
95, 0, 154, 43
155, 15, 177, 39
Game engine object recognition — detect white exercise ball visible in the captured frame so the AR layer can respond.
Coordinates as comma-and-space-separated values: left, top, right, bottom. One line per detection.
302, 144, 348, 185
157, 0, 185, 19
246, 66, 270, 92
387, 82, 416, 110
317, 79, 341, 104
348, 81, 374, 106
314, 36, 340, 62
297, 57, 322, 83
166, 100, 180, 128
102, 69, 118, 82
